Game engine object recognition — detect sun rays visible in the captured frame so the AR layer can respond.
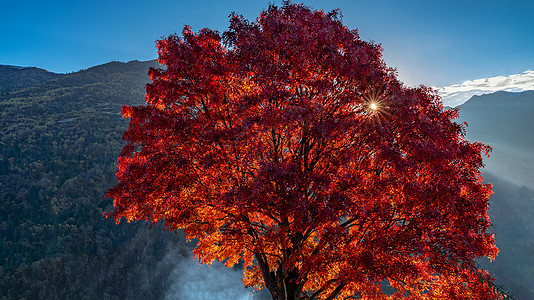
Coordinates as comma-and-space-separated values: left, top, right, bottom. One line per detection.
362, 89, 391, 126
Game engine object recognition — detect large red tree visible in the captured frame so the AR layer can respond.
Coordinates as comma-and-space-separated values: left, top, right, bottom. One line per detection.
107, 3, 501, 299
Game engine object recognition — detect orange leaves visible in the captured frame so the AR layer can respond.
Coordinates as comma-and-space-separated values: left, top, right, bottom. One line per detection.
121, 105, 133, 119
106, 2, 500, 299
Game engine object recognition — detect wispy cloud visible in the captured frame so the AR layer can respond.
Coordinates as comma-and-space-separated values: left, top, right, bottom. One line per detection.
436, 70, 534, 107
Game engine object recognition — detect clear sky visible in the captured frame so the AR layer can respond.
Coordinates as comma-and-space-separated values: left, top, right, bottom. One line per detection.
1, 0, 533, 88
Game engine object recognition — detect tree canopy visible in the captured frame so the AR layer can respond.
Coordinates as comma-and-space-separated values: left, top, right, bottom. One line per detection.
107, 3, 501, 299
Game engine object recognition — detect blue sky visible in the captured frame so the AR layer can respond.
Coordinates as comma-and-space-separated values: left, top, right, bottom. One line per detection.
1, 0, 533, 88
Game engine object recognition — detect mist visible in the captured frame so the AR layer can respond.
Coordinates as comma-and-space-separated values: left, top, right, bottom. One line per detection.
163, 256, 255, 300
482, 143, 534, 190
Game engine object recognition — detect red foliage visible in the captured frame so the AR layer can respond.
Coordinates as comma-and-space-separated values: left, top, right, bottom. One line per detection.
107, 3, 500, 299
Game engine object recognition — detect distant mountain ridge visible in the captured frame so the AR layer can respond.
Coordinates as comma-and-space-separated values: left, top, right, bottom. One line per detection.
437, 70, 534, 107
0, 64, 61, 94
0, 60, 159, 96
461, 90, 534, 109
458, 90, 534, 189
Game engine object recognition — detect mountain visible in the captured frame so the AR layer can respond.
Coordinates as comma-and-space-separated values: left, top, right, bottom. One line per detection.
0, 65, 61, 95
437, 70, 534, 107
457, 91, 534, 299
458, 91, 534, 189
0, 60, 196, 299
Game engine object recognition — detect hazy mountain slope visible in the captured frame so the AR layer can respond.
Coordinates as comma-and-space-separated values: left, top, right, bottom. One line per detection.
0, 65, 61, 94
458, 91, 534, 188
457, 91, 534, 299
0, 60, 193, 299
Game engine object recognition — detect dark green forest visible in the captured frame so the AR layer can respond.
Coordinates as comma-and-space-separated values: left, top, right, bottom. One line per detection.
1, 62, 532, 299
0, 61, 192, 299
0, 65, 61, 95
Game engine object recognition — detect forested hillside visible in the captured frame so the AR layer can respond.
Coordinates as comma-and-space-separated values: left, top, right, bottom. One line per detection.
0, 61, 192, 299
0, 65, 61, 95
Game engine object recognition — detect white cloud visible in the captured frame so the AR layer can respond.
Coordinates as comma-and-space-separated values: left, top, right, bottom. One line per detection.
435, 70, 534, 107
